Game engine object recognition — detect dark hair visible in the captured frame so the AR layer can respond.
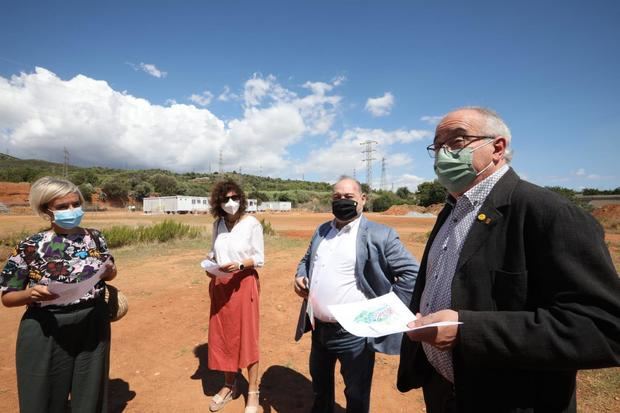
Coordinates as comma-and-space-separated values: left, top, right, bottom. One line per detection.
209, 179, 247, 218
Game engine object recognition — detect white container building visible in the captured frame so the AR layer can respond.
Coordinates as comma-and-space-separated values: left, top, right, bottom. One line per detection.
258, 201, 292, 212
143, 196, 210, 214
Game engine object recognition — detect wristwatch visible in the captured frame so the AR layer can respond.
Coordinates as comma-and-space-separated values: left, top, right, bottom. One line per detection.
237, 261, 245, 270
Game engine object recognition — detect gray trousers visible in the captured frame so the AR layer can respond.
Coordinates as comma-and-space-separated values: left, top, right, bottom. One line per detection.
16, 300, 110, 413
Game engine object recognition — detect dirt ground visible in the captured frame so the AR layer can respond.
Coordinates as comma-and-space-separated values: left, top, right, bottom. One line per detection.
0, 211, 618, 412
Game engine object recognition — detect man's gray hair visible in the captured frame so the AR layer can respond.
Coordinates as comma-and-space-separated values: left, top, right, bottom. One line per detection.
333, 175, 364, 194
460, 106, 513, 163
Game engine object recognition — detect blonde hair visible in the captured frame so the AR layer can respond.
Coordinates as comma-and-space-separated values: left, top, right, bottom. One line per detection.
29, 176, 85, 220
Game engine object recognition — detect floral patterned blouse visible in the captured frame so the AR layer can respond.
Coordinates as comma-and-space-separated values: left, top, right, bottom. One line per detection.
0, 229, 113, 306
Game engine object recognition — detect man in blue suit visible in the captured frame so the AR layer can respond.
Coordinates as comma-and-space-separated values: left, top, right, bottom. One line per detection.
294, 176, 419, 413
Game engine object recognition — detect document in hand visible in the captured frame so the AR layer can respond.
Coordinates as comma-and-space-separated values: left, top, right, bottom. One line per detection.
43, 256, 112, 306
328, 291, 461, 338
200, 259, 232, 277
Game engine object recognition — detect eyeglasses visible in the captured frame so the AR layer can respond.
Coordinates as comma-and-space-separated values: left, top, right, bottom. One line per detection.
224, 195, 240, 202
426, 135, 495, 158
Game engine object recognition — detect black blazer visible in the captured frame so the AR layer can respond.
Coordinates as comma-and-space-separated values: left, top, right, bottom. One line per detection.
397, 168, 620, 412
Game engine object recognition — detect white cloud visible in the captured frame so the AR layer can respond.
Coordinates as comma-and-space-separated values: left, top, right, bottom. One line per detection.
217, 86, 238, 102
365, 92, 394, 117
420, 115, 443, 125
141, 63, 167, 78
0, 67, 345, 177
126, 62, 168, 78
392, 173, 427, 192
189, 90, 214, 106
297, 127, 431, 183
576, 168, 586, 176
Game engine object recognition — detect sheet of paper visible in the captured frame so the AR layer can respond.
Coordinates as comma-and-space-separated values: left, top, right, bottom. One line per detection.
328, 291, 461, 338
42, 257, 112, 306
200, 259, 232, 277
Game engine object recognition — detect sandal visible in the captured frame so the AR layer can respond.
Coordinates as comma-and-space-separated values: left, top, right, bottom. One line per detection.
244, 390, 260, 413
209, 382, 236, 412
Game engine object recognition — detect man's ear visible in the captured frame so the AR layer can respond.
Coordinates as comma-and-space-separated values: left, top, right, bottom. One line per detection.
493, 136, 507, 161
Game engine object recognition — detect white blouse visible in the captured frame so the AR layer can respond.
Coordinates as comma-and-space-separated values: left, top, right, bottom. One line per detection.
211, 215, 265, 267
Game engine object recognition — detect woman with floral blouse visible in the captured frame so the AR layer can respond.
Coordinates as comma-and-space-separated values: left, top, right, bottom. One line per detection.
0, 176, 117, 413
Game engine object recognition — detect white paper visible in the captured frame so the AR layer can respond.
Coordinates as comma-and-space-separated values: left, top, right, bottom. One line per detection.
200, 259, 232, 277
328, 291, 462, 338
42, 257, 112, 306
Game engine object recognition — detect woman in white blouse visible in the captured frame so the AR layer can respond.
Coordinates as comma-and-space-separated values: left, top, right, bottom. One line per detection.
206, 179, 264, 413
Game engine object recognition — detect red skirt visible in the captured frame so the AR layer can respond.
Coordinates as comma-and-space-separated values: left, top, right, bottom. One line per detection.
208, 269, 260, 372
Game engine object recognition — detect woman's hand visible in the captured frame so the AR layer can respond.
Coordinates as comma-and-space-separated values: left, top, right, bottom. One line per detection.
100, 261, 117, 281
30, 285, 59, 303
218, 262, 239, 273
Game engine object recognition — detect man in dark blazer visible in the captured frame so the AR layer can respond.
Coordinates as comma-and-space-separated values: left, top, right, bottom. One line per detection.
294, 176, 418, 413
397, 107, 620, 412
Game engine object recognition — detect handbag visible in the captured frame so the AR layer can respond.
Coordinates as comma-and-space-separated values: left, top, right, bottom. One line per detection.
87, 229, 128, 322
104, 283, 129, 321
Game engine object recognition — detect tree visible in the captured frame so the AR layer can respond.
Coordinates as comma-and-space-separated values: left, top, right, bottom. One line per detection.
78, 183, 94, 202
101, 181, 129, 202
371, 194, 396, 212
149, 174, 178, 195
71, 169, 100, 186
131, 182, 153, 201
396, 186, 412, 199
248, 191, 269, 202
416, 180, 447, 207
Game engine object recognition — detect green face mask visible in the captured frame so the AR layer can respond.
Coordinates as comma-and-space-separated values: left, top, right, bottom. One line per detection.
434, 139, 495, 194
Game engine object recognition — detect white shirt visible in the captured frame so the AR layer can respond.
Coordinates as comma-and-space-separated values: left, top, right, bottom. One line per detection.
309, 215, 368, 322
211, 215, 265, 267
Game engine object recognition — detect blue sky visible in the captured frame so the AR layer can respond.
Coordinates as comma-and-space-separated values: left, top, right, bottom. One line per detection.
1, 0, 618, 190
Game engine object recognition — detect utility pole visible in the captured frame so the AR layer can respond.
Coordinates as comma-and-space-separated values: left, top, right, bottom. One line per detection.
63, 147, 69, 178
353, 167, 356, 180
360, 140, 377, 191
380, 157, 386, 191
219, 149, 223, 173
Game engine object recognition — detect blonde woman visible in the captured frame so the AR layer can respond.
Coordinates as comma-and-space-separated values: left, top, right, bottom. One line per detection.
206, 179, 264, 413
0, 176, 116, 413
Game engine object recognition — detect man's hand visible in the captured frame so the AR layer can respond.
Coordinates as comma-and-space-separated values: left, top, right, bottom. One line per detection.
294, 276, 309, 299
405, 310, 459, 351
30, 285, 59, 302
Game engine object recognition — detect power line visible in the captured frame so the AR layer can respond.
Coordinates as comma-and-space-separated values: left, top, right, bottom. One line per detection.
360, 140, 377, 191
380, 157, 386, 191
63, 147, 69, 178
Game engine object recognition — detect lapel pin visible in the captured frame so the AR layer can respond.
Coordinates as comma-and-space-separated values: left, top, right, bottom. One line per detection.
477, 213, 492, 224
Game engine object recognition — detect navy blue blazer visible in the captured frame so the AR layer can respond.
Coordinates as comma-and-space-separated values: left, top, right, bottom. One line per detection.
294, 215, 419, 355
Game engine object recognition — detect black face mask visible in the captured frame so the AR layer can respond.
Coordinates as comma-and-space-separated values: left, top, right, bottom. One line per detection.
332, 199, 358, 221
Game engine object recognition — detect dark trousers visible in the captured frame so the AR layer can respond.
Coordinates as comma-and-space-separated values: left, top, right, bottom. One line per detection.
310, 320, 375, 413
422, 368, 577, 413
422, 369, 456, 413
16, 300, 111, 413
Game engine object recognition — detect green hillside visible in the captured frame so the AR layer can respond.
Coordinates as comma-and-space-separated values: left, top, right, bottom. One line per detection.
0, 153, 338, 209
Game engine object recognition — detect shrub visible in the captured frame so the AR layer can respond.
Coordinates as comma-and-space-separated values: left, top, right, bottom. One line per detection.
259, 218, 276, 236
102, 219, 202, 248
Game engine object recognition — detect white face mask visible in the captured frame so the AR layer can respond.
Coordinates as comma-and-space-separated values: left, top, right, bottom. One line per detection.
221, 199, 240, 215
